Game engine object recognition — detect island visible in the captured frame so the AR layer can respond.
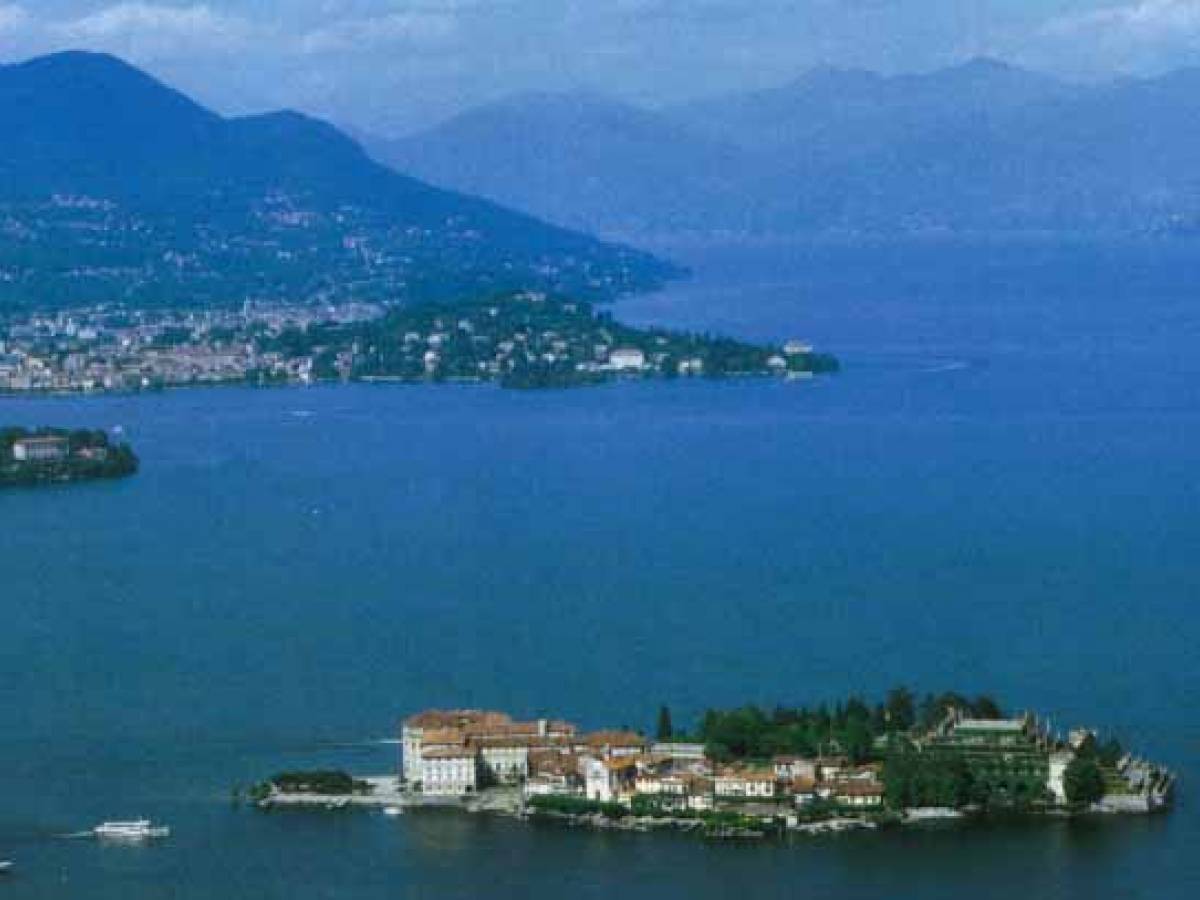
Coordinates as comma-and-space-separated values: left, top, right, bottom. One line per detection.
248, 689, 1175, 841
0, 293, 837, 393
1, 427, 138, 487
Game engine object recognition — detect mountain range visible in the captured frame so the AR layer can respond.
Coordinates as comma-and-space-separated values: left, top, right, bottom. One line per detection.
375, 59, 1200, 238
0, 52, 674, 311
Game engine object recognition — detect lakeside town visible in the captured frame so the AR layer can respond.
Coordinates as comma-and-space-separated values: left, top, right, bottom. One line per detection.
0, 293, 838, 394
0, 300, 384, 393
253, 693, 1175, 839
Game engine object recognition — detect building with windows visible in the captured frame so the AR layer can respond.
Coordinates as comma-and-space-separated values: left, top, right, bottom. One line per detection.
773, 756, 818, 781
607, 348, 646, 371
714, 768, 779, 799
420, 748, 479, 796
830, 780, 885, 808
401, 709, 578, 792
12, 435, 69, 462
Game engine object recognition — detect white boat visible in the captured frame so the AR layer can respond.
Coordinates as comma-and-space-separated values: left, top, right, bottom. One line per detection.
0, 860, 13, 874
382, 806, 403, 817
93, 820, 170, 840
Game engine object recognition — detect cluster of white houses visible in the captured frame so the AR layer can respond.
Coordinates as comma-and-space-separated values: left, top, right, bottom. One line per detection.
400, 710, 886, 813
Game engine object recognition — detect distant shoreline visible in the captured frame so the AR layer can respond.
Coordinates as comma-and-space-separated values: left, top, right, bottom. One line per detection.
0, 293, 838, 396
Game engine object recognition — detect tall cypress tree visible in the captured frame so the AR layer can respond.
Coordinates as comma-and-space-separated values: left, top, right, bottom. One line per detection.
656, 705, 674, 741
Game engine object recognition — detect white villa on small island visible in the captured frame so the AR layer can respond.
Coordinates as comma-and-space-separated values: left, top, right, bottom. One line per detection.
401, 710, 578, 796
607, 348, 646, 371
783, 339, 814, 356
12, 435, 69, 462
415, 747, 478, 796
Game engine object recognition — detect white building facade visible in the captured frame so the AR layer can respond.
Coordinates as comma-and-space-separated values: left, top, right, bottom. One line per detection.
420, 749, 479, 796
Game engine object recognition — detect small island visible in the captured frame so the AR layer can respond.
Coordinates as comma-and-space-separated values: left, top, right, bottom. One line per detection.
1, 427, 138, 487
248, 689, 1175, 841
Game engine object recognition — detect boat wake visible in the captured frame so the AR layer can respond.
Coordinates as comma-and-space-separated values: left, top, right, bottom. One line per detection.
922, 359, 972, 374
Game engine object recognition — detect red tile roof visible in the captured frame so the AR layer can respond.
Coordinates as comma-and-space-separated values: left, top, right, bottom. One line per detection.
584, 730, 646, 748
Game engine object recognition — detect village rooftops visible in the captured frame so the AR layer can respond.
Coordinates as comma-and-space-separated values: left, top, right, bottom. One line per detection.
652, 742, 707, 760
635, 753, 674, 768
13, 435, 68, 447
404, 709, 513, 730
471, 734, 567, 749
404, 709, 577, 739
529, 751, 579, 777
816, 754, 850, 766
604, 757, 642, 772
466, 720, 577, 740
419, 728, 469, 747
584, 730, 647, 748
716, 769, 777, 783
830, 781, 885, 798
421, 747, 477, 760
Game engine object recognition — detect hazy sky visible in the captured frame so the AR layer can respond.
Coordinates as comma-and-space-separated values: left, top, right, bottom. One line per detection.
2, 1, 1200, 135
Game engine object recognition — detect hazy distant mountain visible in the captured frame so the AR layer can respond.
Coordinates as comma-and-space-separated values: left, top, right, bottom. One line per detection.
675, 59, 1074, 158
0, 52, 674, 311
373, 91, 751, 237
376, 59, 1200, 237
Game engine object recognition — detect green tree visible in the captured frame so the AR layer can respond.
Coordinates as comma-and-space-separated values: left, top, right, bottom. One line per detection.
972, 695, 1005, 720
885, 687, 916, 732
656, 705, 674, 741
1097, 738, 1124, 767
1064, 756, 1106, 807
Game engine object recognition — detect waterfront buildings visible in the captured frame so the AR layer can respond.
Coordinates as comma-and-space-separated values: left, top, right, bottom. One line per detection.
415, 748, 479, 797
0, 296, 833, 394
607, 347, 647, 371
714, 769, 779, 799
399, 705, 1173, 817
830, 781, 886, 809
400, 710, 578, 792
401, 708, 887, 813
773, 756, 818, 780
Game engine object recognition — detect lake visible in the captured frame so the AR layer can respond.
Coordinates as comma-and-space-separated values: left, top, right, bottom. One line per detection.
1, 237, 1197, 898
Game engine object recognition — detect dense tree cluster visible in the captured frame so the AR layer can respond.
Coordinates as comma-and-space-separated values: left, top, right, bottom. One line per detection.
268, 771, 371, 796
1062, 733, 1123, 807
694, 687, 999, 765
882, 741, 975, 808
1064, 757, 1106, 807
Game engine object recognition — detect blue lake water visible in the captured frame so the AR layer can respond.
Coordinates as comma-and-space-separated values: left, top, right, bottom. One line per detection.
1, 238, 1198, 898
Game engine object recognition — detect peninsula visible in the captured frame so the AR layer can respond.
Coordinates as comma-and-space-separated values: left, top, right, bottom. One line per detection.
251, 690, 1175, 840
1, 427, 138, 487
0, 293, 837, 394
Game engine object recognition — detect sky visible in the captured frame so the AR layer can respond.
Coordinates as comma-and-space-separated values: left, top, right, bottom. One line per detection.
2, 1, 1200, 136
